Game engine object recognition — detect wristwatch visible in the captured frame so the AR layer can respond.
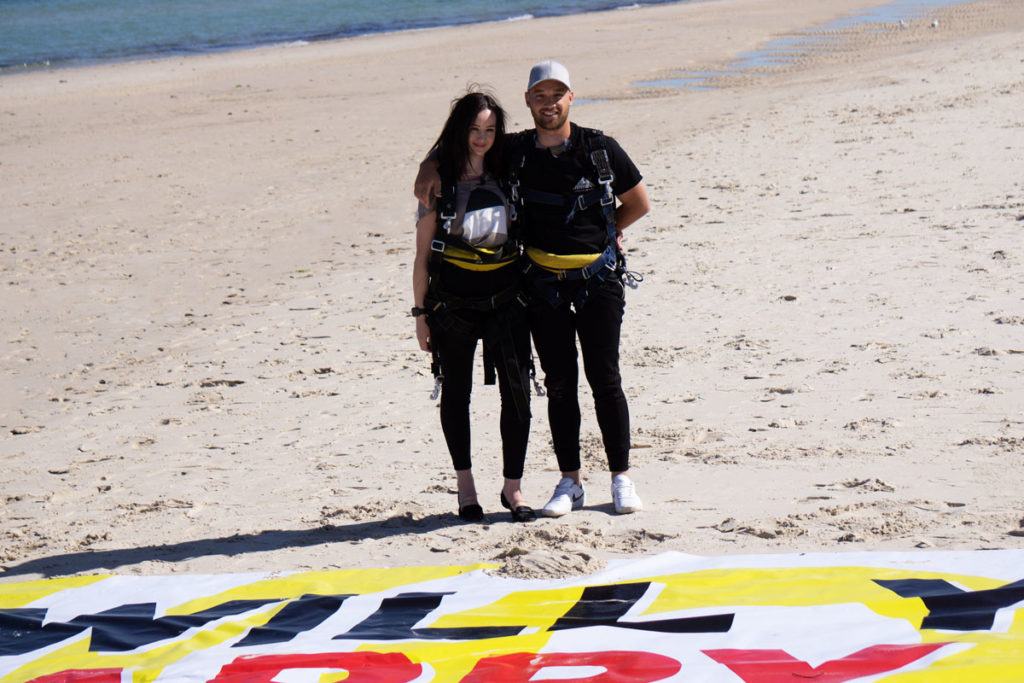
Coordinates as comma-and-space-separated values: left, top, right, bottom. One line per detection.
410, 306, 429, 318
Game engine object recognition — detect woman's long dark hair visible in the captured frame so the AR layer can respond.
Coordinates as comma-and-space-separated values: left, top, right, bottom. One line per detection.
430, 88, 506, 182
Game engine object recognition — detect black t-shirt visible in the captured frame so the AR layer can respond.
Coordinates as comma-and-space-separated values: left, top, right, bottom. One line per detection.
507, 123, 643, 255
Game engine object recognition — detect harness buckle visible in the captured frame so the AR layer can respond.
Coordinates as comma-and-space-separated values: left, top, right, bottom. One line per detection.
430, 240, 446, 253
439, 210, 456, 234
599, 180, 615, 206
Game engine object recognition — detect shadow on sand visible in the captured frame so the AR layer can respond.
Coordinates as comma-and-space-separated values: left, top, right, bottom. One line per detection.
0, 512, 467, 580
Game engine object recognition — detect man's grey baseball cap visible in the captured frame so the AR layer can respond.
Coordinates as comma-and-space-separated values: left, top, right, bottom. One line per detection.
527, 60, 571, 90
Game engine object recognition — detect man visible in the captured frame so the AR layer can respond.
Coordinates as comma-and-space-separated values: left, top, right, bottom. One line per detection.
415, 60, 650, 516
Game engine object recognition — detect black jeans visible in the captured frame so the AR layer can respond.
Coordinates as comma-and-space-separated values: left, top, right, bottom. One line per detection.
529, 277, 630, 473
431, 310, 531, 480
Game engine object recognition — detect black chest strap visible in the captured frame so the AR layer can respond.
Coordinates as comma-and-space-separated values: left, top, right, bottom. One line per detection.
512, 128, 617, 243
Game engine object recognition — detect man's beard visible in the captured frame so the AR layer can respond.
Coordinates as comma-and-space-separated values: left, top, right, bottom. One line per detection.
532, 107, 569, 131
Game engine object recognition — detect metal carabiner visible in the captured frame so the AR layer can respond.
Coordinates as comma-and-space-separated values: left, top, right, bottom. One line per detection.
530, 367, 546, 397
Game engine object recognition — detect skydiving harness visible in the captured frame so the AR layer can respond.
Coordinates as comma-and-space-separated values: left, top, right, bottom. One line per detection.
419, 174, 543, 416
513, 128, 642, 311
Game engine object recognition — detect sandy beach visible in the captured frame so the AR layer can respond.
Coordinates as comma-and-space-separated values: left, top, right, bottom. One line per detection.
1, 0, 1022, 582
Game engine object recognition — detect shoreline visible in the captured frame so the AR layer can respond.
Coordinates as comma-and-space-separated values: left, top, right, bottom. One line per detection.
0, 0, 688, 76
2, 0, 1023, 582
0, 0, 993, 79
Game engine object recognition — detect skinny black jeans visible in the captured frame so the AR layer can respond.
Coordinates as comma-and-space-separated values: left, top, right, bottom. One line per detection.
431, 313, 531, 480
529, 277, 630, 474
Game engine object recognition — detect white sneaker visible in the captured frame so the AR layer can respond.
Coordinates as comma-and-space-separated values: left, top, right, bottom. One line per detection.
541, 477, 586, 517
611, 474, 643, 514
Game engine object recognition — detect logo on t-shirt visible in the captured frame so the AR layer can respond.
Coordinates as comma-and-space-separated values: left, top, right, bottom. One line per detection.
572, 177, 596, 193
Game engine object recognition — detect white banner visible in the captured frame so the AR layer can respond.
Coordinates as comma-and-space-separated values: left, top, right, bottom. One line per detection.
1, 550, 1022, 682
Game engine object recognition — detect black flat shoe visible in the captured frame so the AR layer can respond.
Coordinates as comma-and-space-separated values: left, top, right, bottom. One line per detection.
500, 492, 536, 523
458, 503, 486, 523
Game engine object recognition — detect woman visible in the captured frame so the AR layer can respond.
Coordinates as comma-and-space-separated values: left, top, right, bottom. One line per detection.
412, 90, 535, 523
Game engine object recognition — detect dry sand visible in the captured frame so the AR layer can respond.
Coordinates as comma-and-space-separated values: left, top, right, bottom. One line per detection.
1, 0, 1023, 581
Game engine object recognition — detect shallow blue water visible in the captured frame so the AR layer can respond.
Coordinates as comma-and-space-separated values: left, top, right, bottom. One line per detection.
829, 0, 974, 27
0, 0, 681, 71
633, 0, 981, 90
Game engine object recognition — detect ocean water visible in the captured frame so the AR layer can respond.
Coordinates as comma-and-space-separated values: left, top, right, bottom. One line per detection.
0, 0, 680, 71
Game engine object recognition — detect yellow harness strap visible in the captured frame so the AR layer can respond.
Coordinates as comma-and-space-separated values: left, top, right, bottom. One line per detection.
526, 247, 602, 273
442, 245, 517, 271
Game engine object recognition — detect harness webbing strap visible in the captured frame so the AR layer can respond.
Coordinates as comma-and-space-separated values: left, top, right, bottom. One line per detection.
513, 128, 626, 310
438, 180, 458, 234
525, 244, 618, 309
484, 314, 531, 422
426, 280, 523, 315
425, 170, 528, 410
427, 294, 532, 422
588, 146, 618, 244
518, 187, 563, 206
430, 173, 520, 268
526, 247, 602, 271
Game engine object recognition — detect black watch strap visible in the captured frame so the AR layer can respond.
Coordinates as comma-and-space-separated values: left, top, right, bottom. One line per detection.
411, 306, 429, 318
